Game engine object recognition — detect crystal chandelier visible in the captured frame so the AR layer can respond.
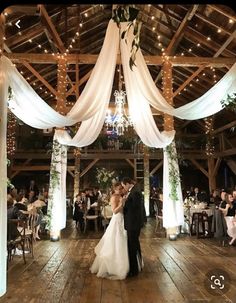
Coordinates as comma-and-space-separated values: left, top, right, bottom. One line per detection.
105, 66, 133, 136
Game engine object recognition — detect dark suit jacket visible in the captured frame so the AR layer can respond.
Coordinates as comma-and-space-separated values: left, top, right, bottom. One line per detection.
123, 184, 144, 231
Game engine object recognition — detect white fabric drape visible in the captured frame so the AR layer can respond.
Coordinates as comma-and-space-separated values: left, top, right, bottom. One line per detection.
47, 132, 68, 233
0, 57, 8, 296
120, 23, 175, 148
2, 19, 119, 133
162, 141, 184, 228
123, 23, 236, 120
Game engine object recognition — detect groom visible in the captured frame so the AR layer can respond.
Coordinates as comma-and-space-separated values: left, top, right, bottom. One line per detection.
122, 177, 144, 277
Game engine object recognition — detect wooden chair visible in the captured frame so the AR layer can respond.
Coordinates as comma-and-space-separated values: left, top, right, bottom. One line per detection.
7, 219, 26, 264
101, 204, 113, 232
153, 201, 164, 232
83, 206, 99, 233
190, 212, 213, 238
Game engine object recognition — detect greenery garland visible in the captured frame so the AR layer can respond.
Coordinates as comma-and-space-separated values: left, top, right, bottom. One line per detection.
220, 93, 236, 112
112, 5, 141, 70
7, 158, 14, 189
165, 142, 181, 201
46, 139, 67, 229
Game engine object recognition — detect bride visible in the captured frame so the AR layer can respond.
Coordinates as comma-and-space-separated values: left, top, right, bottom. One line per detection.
90, 182, 129, 280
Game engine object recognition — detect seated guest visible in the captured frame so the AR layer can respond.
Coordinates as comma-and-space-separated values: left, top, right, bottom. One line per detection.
210, 189, 221, 206
219, 189, 227, 209
219, 193, 236, 217
7, 195, 15, 220
73, 193, 85, 232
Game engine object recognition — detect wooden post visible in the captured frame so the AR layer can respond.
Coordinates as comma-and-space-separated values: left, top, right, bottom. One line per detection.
205, 116, 216, 192
50, 56, 67, 241
73, 59, 80, 199
73, 148, 81, 201
162, 56, 177, 238
143, 145, 150, 216
208, 158, 216, 192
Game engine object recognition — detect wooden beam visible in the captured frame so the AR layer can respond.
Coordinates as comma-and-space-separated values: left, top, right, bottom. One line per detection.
150, 160, 163, 176
4, 53, 236, 66
213, 158, 221, 177
22, 61, 57, 96
5, 5, 40, 15
12, 165, 75, 171
173, 25, 236, 97
212, 120, 236, 135
75, 59, 79, 99
39, 5, 65, 52
215, 148, 236, 157
190, 159, 208, 177
185, 27, 235, 57
10, 158, 32, 179
80, 159, 99, 178
155, 5, 198, 84
6, 25, 43, 48
208, 5, 236, 22
125, 159, 135, 168
173, 65, 206, 97
67, 169, 75, 178
166, 5, 199, 55
215, 29, 236, 57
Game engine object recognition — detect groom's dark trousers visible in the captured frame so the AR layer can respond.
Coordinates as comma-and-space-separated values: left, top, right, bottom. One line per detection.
123, 184, 144, 275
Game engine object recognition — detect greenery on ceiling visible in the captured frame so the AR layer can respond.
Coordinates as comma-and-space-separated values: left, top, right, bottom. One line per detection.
221, 93, 236, 112
112, 5, 141, 70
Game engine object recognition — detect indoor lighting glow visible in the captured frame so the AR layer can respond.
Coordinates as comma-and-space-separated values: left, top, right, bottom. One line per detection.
105, 90, 133, 136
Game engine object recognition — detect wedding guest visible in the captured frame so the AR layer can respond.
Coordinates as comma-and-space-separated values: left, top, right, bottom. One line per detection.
73, 193, 85, 232
219, 193, 236, 217
27, 180, 39, 196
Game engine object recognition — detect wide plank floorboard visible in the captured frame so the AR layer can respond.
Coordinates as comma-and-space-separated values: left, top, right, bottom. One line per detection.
1, 219, 236, 303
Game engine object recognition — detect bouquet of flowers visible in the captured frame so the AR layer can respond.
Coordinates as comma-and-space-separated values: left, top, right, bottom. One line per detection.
96, 167, 115, 192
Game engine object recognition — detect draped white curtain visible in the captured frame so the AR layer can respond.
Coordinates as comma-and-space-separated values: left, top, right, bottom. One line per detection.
121, 22, 236, 120
0, 57, 8, 296
120, 23, 175, 148
47, 132, 69, 233
162, 141, 184, 228
4, 19, 119, 134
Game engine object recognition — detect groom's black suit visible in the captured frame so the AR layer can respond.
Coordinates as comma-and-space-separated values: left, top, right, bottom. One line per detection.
123, 183, 144, 276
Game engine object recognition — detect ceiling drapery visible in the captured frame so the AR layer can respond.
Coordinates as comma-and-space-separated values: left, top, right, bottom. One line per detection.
2, 19, 236, 148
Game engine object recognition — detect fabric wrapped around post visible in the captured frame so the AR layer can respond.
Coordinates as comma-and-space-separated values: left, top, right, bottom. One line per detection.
47, 131, 69, 235
162, 141, 184, 228
0, 56, 8, 296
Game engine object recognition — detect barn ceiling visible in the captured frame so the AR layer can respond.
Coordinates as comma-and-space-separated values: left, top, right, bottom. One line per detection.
2, 4, 236, 145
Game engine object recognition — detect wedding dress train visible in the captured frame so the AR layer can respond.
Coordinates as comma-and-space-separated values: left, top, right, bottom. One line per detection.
90, 212, 129, 280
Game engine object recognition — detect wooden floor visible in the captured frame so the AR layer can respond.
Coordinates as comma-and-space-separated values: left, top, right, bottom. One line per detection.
1, 219, 236, 303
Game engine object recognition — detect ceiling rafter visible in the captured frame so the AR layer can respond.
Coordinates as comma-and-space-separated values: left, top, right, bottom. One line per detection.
154, 5, 199, 84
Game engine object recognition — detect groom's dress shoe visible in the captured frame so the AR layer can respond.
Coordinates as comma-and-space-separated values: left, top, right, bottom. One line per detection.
127, 271, 138, 278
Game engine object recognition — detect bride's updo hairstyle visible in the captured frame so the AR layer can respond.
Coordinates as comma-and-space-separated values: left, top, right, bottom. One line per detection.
111, 182, 122, 194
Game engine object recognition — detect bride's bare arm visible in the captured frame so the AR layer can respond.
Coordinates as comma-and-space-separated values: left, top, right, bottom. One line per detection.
110, 196, 123, 214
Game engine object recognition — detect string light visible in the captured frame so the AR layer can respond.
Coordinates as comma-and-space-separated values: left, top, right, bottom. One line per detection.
207, 36, 211, 41
217, 28, 222, 33
7, 112, 17, 156
204, 117, 215, 156
229, 19, 234, 24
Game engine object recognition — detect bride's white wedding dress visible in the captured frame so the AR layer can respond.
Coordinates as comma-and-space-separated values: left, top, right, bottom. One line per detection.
90, 212, 129, 280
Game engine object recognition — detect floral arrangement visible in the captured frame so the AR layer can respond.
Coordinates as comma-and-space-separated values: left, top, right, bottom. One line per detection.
96, 167, 115, 192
